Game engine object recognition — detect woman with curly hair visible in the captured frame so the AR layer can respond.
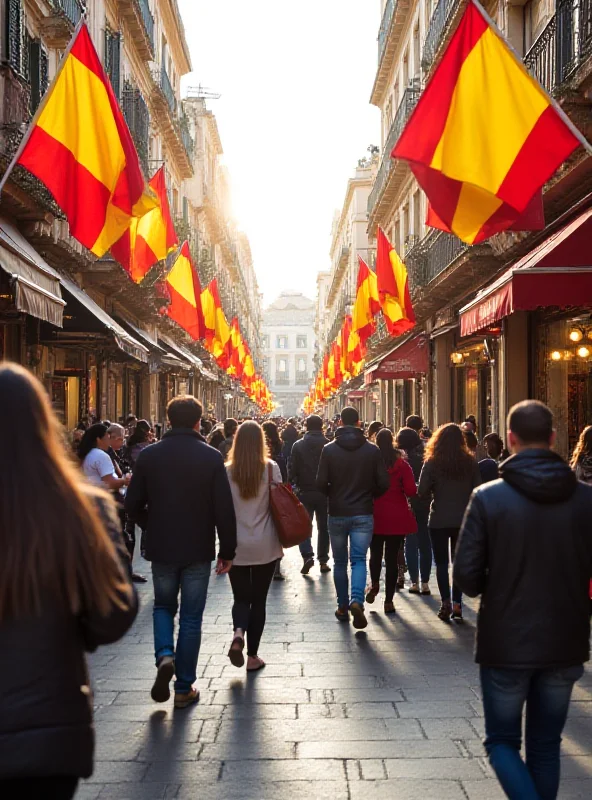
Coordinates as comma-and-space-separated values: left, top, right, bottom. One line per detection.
418, 423, 481, 622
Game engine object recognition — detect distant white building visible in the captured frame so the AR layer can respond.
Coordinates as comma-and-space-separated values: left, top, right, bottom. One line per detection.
262, 292, 316, 416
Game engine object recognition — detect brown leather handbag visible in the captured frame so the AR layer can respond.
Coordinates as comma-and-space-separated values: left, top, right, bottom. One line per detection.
267, 463, 313, 548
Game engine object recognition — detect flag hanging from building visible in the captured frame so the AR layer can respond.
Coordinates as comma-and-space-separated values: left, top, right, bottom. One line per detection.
228, 317, 246, 379
350, 257, 380, 346
201, 279, 232, 368
393, 0, 585, 245
375, 227, 415, 337
162, 242, 205, 340
13, 24, 155, 257
111, 166, 177, 282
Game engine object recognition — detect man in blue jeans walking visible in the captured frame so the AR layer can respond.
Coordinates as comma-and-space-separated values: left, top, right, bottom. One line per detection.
126, 395, 237, 709
455, 400, 592, 799
317, 407, 389, 629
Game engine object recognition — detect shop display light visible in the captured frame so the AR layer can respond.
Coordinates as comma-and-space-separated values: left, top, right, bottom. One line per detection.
569, 328, 584, 342
577, 346, 591, 359
450, 352, 464, 365
550, 351, 562, 361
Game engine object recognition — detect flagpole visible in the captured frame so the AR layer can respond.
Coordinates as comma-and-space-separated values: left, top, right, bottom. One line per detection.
0, 14, 87, 196
471, 0, 592, 156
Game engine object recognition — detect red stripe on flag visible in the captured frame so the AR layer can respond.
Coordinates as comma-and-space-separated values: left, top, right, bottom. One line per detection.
18, 126, 110, 250
393, 2, 487, 163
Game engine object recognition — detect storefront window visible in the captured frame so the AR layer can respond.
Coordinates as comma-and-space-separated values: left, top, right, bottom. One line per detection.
450, 340, 494, 435
537, 315, 592, 459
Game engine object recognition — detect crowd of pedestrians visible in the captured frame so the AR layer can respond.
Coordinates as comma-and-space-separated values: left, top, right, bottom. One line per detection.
0, 358, 591, 800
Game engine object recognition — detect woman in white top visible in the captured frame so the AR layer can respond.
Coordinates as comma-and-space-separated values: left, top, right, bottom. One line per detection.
79, 424, 130, 492
226, 420, 283, 672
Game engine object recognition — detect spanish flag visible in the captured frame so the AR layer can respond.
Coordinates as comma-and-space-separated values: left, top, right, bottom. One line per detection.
351, 257, 380, 347
15, 24, 155, 257
228, 317, 246, 379
340, 315, 353, 380
376, 227, 415, 337
164, 242, 205, 340
393, 0, 584, 244
201, 279, 232, 368
111, 166, 177, 283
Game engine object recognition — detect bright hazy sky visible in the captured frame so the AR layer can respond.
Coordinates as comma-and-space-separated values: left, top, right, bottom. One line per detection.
178, 0, 380, 307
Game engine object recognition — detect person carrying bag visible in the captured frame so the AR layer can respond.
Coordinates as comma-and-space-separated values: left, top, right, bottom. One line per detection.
267, 463, 312, 548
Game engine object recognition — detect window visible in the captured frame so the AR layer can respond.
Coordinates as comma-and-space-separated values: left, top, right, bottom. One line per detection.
296, 335, 307, 348
276, 336, 288, 349
278, 359, 287, 372
262, 335, 270, 349
297, 357, 306, 372
105, 28, 121, 100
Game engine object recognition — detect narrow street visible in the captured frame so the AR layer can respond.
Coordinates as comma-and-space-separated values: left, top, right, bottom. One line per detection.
82, 548, 592, 800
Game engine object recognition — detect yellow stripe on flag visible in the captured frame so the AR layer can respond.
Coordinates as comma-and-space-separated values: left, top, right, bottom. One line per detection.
167, 252, 197, 307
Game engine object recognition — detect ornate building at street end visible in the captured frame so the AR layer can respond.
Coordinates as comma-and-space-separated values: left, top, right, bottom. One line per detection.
262, 292, 316, 416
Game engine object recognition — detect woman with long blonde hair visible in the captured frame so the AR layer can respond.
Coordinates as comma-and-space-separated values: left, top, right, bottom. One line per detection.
0, 364, 137, 797
225, 420, 283, 671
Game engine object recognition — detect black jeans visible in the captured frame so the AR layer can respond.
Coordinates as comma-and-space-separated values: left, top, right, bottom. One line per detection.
229, 561, 276, 657
0, 777, 78, 799
298, 490, 330, 563
369, 535, 404, 602
429, 527, 462, 604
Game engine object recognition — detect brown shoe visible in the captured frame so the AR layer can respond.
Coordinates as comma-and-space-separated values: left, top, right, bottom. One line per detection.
151, 656, 175, 703
174, 688, 200, 709
320, 563, 331, 573
335, 606, 350, 622
452, 602, 464, 621
438, 601, 452, 622
365, 584, 379, 604
349, 601, 368, 630
228, 635, 245, 668
384, 601, 396, 615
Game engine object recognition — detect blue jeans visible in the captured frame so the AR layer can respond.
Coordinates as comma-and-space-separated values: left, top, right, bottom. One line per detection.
152, 561, 211, 693
329, 515, 374, 607
481, 664, 584, 799
405, 503, 432, 584
298, 490, 330, 563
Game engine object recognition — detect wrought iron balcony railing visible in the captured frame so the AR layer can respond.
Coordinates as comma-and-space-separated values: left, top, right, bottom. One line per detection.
178, 111, 194, 162
368, 86, 420, 216
405, 229, 468, 290
159, 67, 176, 115
49, 0, 84, 27
136, 0, 155, 51
422, 0, 457, 74
377, 0, 397, 65
122, 81, 150, 176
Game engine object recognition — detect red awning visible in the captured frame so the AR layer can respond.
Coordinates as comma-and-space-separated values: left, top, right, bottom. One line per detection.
460, 207, 592, 338
364, 335, 428, 385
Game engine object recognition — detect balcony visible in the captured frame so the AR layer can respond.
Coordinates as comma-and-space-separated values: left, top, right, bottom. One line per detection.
40, 0, 85, 49
422, 0, 459, 76
295, 372, 309, 386
327, 245, 350, 306
367, 87, 420, 229
371, 0, 412, 106
275, 375, 290, 386
524, 1, 592, 95
119, 0, 155, 62
149, 69, 194, 179
122, 81, 150, 177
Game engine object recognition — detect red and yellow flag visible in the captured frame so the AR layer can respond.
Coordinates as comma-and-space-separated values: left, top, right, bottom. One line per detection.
340, 315, 353, 380
351, 257, 380, 347
201, 279, 232, 368
393, 0, 583, 245
163, 242, 205, 340
16, 24, 155, 256
376, 227, 415, 337
228, 317, 246, 380
111, 166, 177, 282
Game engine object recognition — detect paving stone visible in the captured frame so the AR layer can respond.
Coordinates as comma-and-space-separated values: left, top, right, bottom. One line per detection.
349, 779, 467, 799
360, 758, 388, 780
410, 718, 482, 740
142, 761, 221, 782
222, 704, 297, 719
74, 786, 103, 799
86, 763, 149, 783
175, 781, 349, 799
200, 742, 296, 760
96, 784, 175, 799
94, 704, 224, 721
461, 779, 507, 799
395, 700, 477, 718
213, 718, 391, 742
298, 739, 459, 760
344, 702, 399, 718
559, 779, 592, 798
384, 757, 487, 780
221, 758, 344, 781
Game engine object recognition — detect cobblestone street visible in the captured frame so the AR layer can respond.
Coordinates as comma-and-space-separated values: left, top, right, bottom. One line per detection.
81, 549, 592, 799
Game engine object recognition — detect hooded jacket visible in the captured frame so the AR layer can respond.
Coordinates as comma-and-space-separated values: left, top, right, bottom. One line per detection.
454, 449, 592, 668
288, 430, 329, 494
316, 426, 390, 517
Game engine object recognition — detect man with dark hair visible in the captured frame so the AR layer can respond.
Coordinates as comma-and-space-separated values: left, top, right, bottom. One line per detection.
219, 418, 238, 461
317, 407, 390, 629
454, 399, 592, 799
289, 415, 330, 575
126, 395, 237, 710
405, 414, 423, 432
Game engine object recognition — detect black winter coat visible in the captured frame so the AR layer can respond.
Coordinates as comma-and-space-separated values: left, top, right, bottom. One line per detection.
316, 426, 390, 516
454, 449, 592, 669
125, 428, 237, 564
289, 431, 329, 494
0, 495, 138, 780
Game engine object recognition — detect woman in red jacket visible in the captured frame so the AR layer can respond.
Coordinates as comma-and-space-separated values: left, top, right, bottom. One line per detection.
366, 428, 417, 614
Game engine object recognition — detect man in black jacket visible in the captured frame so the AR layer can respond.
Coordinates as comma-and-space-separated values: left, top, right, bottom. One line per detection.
454, 400, 592, 800
317, 406, 390, 629
126, 395, 237, 709
289, 414, 330, 575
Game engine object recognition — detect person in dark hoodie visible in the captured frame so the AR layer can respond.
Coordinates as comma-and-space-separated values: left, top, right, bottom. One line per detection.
317, 406, 390, 629
288, 415, 330, 574
397, 427, 432, 595
454, 400, 592, 800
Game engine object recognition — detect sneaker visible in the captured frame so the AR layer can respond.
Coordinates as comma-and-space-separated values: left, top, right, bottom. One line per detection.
349, 601, 368, 630
438, 601, 452, 622
384, 601, 396, 615
151, 656, 175, 703
408, 583, 420, 594
420, 583, 432, 596
174, 688, 200, 709
365, 584, 379, 604
320, 563, 331, 573
452, 602, 463, 621
300, 557, 315, 575
335, 606, 350, 622
132, 573, 147, 583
